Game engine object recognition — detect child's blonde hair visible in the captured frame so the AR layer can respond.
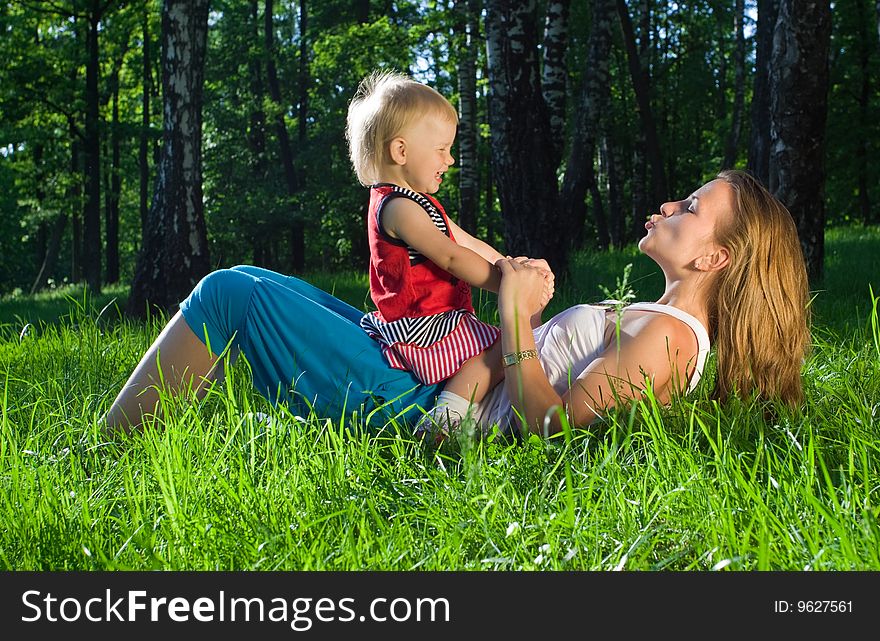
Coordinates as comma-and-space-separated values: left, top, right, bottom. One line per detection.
345, 69, 458, 186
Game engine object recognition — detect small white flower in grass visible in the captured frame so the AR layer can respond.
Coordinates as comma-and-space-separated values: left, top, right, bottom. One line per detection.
769, 475, 779, 490
781, 426, 803, 451
83, 546, 92, 557
534, 554, 545, 565
564, 548, 577, 562
712, 559, 733, 571
539, 543, 551, 554
506, 522, 520, 537
69, 491, 75, 498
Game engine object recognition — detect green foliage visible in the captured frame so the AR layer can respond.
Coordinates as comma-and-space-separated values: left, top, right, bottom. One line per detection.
0, 1, 877, 295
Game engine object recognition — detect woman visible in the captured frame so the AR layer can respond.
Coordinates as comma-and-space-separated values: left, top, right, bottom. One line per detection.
104, 170, 810, 436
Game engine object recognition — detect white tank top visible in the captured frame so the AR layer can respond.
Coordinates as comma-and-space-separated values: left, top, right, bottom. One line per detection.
472, 302, 711, 433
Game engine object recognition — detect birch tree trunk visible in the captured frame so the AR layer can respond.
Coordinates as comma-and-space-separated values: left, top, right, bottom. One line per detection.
617, 0, 667, 204
747, 0, 778, 186
485, 0, 565, 273
768, 0, 831, 281
456, 0, 479, 234
723, 0, 746, 169
559, 0, 616, 252
541, 0, 570, 168
127, 0, 211, 317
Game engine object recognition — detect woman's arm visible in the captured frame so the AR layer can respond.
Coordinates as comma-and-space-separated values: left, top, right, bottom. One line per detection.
382, 198, 501, 292
497, 260, 693, 435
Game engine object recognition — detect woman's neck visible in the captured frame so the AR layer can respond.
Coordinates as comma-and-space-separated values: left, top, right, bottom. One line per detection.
654, 276, 712, 330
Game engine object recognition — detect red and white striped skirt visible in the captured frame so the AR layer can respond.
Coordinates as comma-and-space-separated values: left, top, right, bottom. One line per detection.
359, 309, 500, 384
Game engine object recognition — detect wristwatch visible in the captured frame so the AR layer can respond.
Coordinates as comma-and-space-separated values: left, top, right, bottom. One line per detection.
502, 349, 538, 367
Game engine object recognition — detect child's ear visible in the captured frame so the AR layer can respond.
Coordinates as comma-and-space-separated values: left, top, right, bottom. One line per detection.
389, 137, 407, 165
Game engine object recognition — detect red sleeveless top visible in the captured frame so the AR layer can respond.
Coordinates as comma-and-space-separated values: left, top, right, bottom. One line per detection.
366, 184, 473, 322
359, 184, 500, 384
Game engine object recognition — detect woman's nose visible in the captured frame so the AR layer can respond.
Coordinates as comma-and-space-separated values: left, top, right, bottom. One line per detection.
659, 200, 685, 217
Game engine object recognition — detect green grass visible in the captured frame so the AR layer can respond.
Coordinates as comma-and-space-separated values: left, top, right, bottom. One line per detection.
1, 226, 879, 570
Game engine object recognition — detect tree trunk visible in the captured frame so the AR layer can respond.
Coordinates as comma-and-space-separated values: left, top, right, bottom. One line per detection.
603, 132, 625, 247
264, 0, 303, 272
630, 0, 649, 243
559, 0, 615, 252
485, 148, 496, 248
768, 0, 831, 282
71, 135, 82, 283
140, 10, 152, 237
541, 0, 570, 168
127, 0, 211, 318
354, 0, 369, 23
617, 0, 667, 204
456, 0, 479, 234
747, 0, 778, 186
29, 143, 52, 294
298, 0, 308, 145
589, 182, 609, 250
248, 0, 270, 266
485, 0, 565, 274
83, 0, 103, 292
723, 0, 746, 169
31, 216, 68, 296
857, 0, 872, 225
715, 9, 728, 124
105, 61, 122, 284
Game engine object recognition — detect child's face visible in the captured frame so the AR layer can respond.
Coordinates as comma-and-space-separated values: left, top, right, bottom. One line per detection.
394, 114, 456, 194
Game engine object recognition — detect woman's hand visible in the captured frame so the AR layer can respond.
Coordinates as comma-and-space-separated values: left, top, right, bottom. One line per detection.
497, 258, 549, 322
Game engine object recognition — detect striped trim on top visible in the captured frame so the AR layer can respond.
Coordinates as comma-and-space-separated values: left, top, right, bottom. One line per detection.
375, 184, 449, 265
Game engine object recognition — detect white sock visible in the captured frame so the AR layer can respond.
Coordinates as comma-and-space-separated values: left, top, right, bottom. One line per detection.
414, 390, 471, 436
431, 390, 471, 418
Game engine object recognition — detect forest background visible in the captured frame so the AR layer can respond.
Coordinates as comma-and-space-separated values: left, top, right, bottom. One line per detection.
0, 0, 877, 315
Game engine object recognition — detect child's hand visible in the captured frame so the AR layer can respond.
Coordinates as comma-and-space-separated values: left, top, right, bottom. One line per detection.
502, 256, 555, 305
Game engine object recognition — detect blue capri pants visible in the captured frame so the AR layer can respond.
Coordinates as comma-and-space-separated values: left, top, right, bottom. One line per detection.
179, 265, 440, 428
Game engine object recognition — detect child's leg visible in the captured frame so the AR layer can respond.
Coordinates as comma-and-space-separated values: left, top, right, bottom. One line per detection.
413, 341, 504, 441
443, 340, 504, 404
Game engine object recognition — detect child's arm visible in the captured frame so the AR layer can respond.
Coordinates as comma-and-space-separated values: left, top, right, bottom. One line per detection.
382, 198, 501, 292
446, 218, 506, 265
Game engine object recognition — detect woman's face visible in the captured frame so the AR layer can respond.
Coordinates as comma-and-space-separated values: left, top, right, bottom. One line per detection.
638, 179, 734, 273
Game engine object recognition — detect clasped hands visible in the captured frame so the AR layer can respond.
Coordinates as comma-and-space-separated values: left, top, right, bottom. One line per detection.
494, 255, 555, 319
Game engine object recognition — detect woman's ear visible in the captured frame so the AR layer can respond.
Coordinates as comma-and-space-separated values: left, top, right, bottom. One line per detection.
388, 137, 407, 165
696, 246, 730, 272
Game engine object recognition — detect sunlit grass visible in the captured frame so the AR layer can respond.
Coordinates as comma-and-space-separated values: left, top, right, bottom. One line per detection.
1, 226, 878, 570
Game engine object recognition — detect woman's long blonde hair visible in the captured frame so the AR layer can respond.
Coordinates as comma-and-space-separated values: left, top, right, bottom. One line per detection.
708, 170, 811, 408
